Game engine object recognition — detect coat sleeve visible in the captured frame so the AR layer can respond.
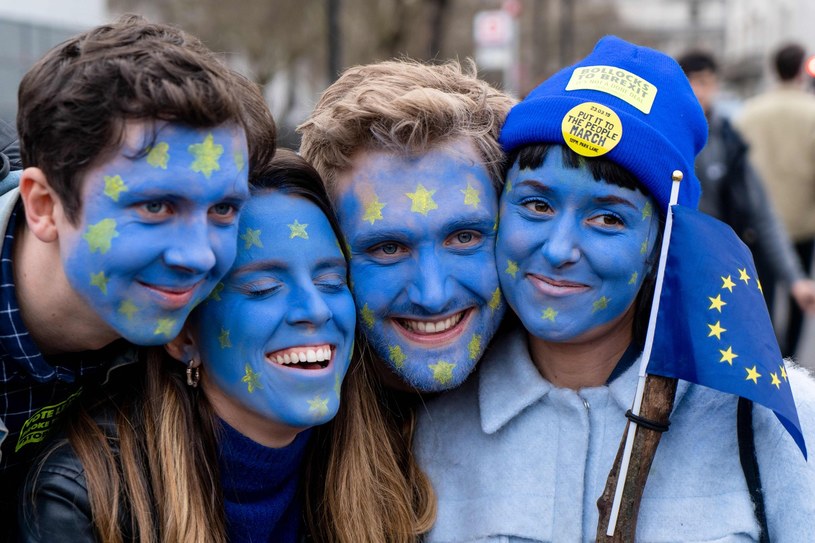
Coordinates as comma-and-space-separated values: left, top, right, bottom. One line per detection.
15, 443, 98, 543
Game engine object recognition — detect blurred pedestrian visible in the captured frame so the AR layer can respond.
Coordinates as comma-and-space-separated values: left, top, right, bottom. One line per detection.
678, 50, 815, 338
735, 43, 815, 358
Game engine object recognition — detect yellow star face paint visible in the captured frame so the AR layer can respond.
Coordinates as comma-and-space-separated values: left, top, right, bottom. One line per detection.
334, 139, 504, 391
497, 148, 659, 343
192, 190, 356, 429
58, 121, 249, 345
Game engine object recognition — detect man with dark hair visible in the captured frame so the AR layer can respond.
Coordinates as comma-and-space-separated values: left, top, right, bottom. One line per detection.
735, 42, 815, 358
0, 14, 275, 525
677, 49, 815, 330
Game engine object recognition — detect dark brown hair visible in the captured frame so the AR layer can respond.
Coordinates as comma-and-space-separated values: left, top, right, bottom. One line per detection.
17, 14, 276, 223
774, 43, 806, 81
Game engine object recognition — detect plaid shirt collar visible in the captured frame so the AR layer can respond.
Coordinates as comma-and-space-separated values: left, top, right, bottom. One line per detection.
0, 205, 114, 384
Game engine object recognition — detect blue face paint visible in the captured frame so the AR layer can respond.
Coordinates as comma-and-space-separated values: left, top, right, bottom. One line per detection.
60, 122, 249, 344
192, 191, 356, 428
336, 139, 504, 391
496, 149, 659, 342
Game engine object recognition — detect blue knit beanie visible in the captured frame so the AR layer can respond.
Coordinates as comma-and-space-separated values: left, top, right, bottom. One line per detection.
499, 35, 708, 213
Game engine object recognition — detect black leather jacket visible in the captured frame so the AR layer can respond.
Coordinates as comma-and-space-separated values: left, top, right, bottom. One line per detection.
16, 437, 99, 542
15, 380, 136, 543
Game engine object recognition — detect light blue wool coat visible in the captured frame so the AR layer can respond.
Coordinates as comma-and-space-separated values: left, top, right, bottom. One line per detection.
415, 327, 815, 542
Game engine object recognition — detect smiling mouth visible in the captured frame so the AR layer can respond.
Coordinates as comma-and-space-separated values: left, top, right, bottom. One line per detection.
139, 281, 202, 309
528, 274, 589, 297
392, 309, 470, 344
266, 344, 333, 370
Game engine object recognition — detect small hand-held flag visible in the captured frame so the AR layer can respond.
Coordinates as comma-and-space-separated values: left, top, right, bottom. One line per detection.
647, 204, 805, 457
597, 172, 806, 541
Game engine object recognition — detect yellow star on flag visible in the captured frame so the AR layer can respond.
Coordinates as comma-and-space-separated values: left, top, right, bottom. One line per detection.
640, 239, 648, 255
189, 133, 223, 179
771, 372, 782, 389
360, 303, 375, 329
642, 201, 652, 221
83, 219, 119, 254
154, 318, 176, 337
505, 259, 519, 278
218, 327, 231, 349
593, 296, 610, 313
488, 287, 502, 313
708, 294, 727, 312
308, 395, 329, 417
362, 195, 386, 224
745, 365, 761, 384
389, 345, 406, 368
90, 271, 108, 295
288, 220, 309, 240
429, 360, 456, 385
542, 307, 557, 322
738, 267, 751, 285
405, 183, 438, 215
721, 275, 736, 292
242, 364, 262, 393
240, 227, 263, 249
118, 300, 138, 320
146, 142, 169, 169
468, 334, 482, 360
628, 271, 638, 285
461, 182, 481, 208
707, 320, 726, 340
757, 279, 763, 294
718, 346, 738, 365
103, 175, 128, 201
780, 365, 788, 381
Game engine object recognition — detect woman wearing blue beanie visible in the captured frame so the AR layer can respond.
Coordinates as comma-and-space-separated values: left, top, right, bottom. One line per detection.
416, 36, 815, 541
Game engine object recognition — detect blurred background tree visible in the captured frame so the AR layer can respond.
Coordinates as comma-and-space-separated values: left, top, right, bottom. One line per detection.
106, 0, 704, 146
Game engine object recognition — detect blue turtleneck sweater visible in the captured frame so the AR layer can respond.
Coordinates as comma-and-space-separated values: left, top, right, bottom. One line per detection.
218, 420, 312, 543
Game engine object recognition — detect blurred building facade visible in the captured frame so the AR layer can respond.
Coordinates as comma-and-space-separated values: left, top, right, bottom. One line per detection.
615, 0, 815, 95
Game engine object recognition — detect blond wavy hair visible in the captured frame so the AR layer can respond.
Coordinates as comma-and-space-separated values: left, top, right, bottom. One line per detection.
298, 58, 515, 195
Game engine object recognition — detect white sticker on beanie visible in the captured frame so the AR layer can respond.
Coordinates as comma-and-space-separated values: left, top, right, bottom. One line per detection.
561, 102, 622, 157
566, 65, 656, 114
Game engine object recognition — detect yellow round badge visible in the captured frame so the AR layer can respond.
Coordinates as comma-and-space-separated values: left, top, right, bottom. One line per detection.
560, 102, 622, 157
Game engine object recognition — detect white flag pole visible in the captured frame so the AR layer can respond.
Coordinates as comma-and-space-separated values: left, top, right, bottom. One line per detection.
606, 171, 683, 536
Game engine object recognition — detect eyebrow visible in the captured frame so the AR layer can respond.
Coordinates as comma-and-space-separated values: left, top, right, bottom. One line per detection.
515, 179, 637, 209
593, 195, 638, 210
351, 229, 413, 248
233, 256, 347, 276
515, 179, 552, 193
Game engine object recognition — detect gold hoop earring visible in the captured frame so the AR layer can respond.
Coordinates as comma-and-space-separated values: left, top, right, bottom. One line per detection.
186, 360, 200, 388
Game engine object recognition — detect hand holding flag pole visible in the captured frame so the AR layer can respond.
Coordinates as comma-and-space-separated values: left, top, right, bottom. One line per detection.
596, 169, 806, 541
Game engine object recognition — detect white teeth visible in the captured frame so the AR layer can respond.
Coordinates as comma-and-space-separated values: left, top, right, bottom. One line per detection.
268, 345, 333, 366
402, 311, 466, 334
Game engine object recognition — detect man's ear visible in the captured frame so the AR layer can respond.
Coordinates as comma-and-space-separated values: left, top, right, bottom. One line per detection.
165, 324, 201, 367
19, 167, 60, 243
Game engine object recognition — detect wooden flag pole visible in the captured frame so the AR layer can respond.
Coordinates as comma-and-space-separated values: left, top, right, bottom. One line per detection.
595, 374, 677, 541
595, 171, 684, 541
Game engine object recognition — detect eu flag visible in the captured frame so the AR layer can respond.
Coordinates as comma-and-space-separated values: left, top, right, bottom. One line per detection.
647, 204, 806, 458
